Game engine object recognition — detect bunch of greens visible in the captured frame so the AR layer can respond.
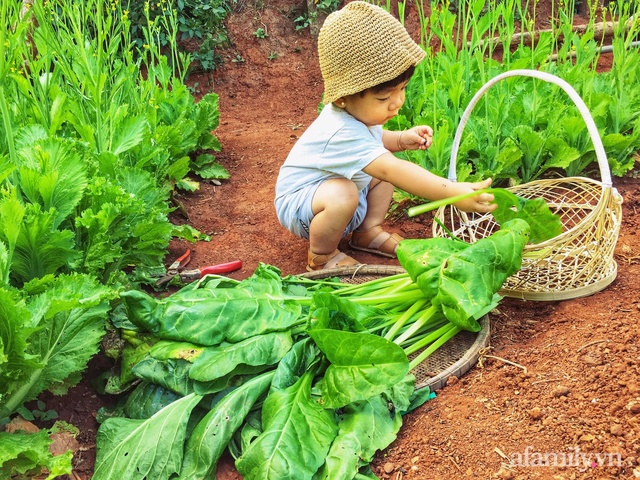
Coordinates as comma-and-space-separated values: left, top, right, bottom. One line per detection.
126, 0, 232, 73
0, 0, 225, 287
92, 219, 530, 479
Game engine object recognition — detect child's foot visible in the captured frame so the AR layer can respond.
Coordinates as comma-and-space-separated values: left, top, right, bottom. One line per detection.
307, 249, 360, 272
349, 226, 404, 258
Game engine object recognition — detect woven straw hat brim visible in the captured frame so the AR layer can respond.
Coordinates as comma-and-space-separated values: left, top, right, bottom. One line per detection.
318, 1, 426, 104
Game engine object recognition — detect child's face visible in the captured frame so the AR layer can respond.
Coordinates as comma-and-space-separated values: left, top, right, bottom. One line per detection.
342, 80, 409, 127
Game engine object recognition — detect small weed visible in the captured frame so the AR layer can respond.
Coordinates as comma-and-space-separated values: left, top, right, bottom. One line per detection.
268, 51, 279, 61
17, 400, 58, 422
187, 82, 200, 95
231, 53, 245, 63
294, 13, 315, 31
253, 27, 268, 38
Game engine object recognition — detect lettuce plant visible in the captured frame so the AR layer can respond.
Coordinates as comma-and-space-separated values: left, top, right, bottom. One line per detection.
0, 0, 226, 474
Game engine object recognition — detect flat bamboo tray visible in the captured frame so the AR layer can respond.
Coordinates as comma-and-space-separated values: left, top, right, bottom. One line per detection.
300, 265, 490, 391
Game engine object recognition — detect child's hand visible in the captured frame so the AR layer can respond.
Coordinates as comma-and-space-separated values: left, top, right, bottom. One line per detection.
399, 125, 433, 150
452, 178, 497, 213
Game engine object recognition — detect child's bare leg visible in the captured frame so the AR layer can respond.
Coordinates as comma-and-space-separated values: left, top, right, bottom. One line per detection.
357, 179, 394, 231
309, 178, 359, 254
350, 179, 403, 258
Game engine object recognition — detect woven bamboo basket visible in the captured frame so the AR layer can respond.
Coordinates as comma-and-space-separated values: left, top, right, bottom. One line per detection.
433, 70, 624, 301
300, 265, 490, 391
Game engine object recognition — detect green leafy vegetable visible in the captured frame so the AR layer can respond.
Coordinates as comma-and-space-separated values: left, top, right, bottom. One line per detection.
314, 395, 402, 480
0, 274, 114, 420
181, 371, 275, 479
93, 393, 203, 480
398, 219, 530, 331
236, 369, 337, 480
98, 221, 530, 479
0, 427, 72, 480
407, 187, 561, 244
309, 329, 409, 408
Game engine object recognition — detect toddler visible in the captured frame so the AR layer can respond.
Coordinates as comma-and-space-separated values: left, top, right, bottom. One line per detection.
274, 1, 496, 271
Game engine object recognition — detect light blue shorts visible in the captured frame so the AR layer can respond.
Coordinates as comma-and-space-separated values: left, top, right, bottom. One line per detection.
275, 183, 369, 240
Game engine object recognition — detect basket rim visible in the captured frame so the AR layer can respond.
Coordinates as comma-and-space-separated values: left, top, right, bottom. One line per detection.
300, 264, 406, 280
435, 176, 621, 250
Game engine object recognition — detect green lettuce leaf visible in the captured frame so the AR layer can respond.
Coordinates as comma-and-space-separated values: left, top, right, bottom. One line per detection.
93, 393, 202, 480
309, 329, 409, 409
236, 370, 337, 480
0, 274, 113, 418
0, 428, 72, 480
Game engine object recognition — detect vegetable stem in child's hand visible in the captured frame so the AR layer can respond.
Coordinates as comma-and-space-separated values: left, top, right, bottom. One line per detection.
407, 188, 493, 217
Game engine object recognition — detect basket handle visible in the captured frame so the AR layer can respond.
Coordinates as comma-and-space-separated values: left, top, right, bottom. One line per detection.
447, 69, 612, 188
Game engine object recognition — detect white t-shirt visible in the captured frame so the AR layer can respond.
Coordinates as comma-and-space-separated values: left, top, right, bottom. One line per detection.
274, 104, 389, 237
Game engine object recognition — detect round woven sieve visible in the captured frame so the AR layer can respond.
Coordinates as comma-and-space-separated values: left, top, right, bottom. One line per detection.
300, 265, 490, 391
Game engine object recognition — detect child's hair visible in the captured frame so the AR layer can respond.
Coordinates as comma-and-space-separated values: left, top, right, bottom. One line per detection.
318, 2, 425, 105
364, 66, 416, 96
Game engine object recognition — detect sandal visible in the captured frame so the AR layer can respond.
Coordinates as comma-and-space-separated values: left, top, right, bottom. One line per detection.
307, 249, 360, 272
349, 226, 404, 258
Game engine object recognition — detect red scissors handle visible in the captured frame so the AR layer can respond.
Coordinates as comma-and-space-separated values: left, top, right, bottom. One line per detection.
198, 260, 243, 275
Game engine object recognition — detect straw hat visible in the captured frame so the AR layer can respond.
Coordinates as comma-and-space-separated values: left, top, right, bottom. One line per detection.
318, 1, 426, 104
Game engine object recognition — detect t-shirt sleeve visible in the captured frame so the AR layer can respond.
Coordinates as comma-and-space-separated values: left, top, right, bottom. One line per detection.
319, 123, 388, 179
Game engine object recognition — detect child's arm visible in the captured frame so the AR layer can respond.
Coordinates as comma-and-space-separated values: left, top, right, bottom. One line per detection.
383, 126, 433, 153
363, 154, 497, 214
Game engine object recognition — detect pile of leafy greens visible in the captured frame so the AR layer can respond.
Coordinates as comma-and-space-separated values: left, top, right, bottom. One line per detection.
92, 219, 530, 480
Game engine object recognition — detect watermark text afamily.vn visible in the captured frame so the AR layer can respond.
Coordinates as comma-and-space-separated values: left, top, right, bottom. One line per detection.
510, 446, 621, 472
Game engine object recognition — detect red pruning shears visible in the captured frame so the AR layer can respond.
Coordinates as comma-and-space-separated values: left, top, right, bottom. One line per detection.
155, 249, 242, 286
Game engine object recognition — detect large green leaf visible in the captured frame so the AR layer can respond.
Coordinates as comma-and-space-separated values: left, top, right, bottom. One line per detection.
235, 370, 337, 480
132, 356, 194, 396
396, 238, 468, 298
189, 331, 293, 382
308, 329, 409, 409
93, 393, 202, 480
490, 189, 562, 244
433, 218, 530, 330
120, 288, 302, 346
123, 382, 183, 419
16, 136, 88, 229
110, 115, 148, 156
398, 219, 530, 331
314, 395, 402, 480
180, 371, 274, 479
12, 205, 80, 283
0, 274, 113, 418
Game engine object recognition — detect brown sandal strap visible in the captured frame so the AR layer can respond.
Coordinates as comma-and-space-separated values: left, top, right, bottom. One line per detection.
307, 249, 360, 271
350, 226, 404, 258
